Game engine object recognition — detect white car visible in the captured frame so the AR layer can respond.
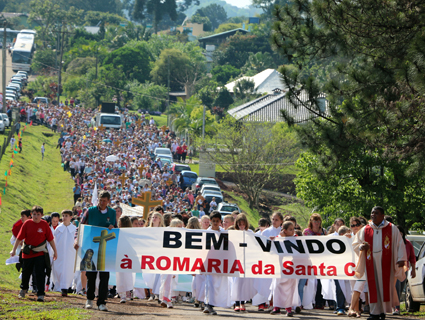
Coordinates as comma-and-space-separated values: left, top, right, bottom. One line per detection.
154, 147, 172, 158
200, 184, 221, 194
0, 118, 5, 133
405, 239, 425, 311
1, 114, 10, 128
217, 203, 241, 217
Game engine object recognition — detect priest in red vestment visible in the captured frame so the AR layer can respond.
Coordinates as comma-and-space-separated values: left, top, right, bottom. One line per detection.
353, 206, 406, 320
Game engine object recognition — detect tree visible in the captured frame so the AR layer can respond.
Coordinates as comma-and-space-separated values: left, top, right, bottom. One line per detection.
198, 118, 300, 209
233, 79, 255, 99
102, 42, 153, 83
195, 4, 227, 30
28, 0, 83, 49
213, 87, 233, 109
150, 47, 206, 97
127, 81, 168, 112
214, 33, 274, 69
241, 52, 275, 76
272, 0, 425, 229
167, 96, 215, 138
133, 0, 178, 33
98, 65, 126, 107
211, 65, 240, 85
66, 57, 96, 75
214, 23, 241, 34
31, 49, 56, 74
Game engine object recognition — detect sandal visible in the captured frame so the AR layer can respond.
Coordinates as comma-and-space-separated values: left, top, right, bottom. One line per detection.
356, 312, 361, 318
347, 310, 356, 317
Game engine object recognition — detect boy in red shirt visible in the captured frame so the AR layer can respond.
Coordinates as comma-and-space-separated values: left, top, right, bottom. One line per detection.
10, 206, 58, 302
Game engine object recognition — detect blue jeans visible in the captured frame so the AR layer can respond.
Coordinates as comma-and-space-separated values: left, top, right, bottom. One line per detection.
298, 279, 307, 304
335, 280, 346, 312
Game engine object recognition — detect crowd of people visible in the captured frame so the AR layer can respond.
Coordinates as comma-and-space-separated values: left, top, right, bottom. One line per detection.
7, 100, 414, 319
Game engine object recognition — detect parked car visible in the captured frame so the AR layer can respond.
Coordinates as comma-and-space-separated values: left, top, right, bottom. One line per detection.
154, 147, 172, 158
1, 114, 10, 128
33, 97, 49, 105
192, 177, 219, 192
0, 118, 5, 133
5, 93, 17, 101
180, 171, 198, 189
172, 163, 191, 174
203, 192, 223, 212
217, 203, 241, 217
157, 154, 173, 164
200, 184, 221, 194
6, 86, 20, 97
405, 240, 425, 312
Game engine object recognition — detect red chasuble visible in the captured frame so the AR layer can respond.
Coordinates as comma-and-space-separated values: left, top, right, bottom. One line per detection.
364, 223, 392, 303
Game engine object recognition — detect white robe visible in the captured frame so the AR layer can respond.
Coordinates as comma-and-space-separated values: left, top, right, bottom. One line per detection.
116, 272, 135, 295
192, 275, 206, 301
352, 220, 407, 315
270, 278, 300, 308
52, 223, 77, 290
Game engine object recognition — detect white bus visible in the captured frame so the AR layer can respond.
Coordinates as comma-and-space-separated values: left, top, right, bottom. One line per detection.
12, 31, 35, 72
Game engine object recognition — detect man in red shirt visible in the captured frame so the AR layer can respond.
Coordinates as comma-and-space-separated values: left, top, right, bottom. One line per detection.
10, 206, 58, 302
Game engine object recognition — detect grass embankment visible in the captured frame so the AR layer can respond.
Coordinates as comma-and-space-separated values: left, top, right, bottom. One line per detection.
0, 125, 87, 319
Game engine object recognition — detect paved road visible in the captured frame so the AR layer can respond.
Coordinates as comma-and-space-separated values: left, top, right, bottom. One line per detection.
0, 49, 15, 91
88, 298, 415, 320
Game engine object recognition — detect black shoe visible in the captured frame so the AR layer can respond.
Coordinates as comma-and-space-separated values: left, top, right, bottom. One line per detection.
367, 315, 380, 320
379, 313, 386, 320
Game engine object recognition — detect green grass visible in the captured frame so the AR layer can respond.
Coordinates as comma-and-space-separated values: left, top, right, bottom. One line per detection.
0, 290, 90, 320
151, 115, 168, 127
0, 125, 74, 288
0, 125, 88, 319
277, 202, 312, 229
223, 191, 261, 228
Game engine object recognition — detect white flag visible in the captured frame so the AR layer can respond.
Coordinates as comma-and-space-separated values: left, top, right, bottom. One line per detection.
92, 182, 98, 206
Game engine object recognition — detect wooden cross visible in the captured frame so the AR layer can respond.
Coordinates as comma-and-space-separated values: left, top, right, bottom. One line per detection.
161, 125, 167, 133
138, 164, 144, 177
98, 124, 106, 131
62, 106, 69, 111
132, 191, 163, 219
113, 139, 121, 147
94, 140, 100, 149
119, 173, 128, 185
92, 229, 116, 271
136, 120, 143, 127
166, 178, 173, 186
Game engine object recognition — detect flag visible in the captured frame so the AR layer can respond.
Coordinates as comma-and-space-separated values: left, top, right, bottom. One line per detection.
3, 188, 5, 195
0, 195, 2, 206
8, 169, 11, 176
5, 181, 7, 187
4, 171, 7, 176
92, 182, 98, 206
13, 151, 18, 154
30, 121, 32, 126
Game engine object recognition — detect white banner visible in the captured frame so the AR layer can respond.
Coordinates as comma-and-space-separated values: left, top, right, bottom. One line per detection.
76, 225, 360, 280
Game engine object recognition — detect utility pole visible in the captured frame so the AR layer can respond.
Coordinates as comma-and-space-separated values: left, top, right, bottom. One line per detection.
57, 24, 64, 106
1, 19, 7, 113
167, 55, 170, 127
202, 105, 206, 139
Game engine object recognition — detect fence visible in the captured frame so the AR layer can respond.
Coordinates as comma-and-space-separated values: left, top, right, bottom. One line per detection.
0, 123, 19, 163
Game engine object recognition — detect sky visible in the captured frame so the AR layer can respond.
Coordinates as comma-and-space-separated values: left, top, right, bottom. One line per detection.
224, 0, 253, 8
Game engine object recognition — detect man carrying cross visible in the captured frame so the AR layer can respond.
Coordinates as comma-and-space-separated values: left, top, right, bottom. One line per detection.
74, 190, 116, 312
353, 206, 406, 320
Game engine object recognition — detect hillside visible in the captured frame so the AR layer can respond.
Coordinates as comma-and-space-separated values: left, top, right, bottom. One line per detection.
184, 0, 262, 18
0, 125, 74, 288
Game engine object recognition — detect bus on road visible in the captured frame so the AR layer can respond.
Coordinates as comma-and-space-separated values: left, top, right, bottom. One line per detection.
11, 31, 35, 72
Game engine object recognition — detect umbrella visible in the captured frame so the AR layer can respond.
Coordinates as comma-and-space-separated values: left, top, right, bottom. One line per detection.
103, 139, 112, 143
106, 155, 119, 162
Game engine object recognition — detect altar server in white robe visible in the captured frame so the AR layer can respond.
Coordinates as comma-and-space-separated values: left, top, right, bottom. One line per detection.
116, 216, 135, 303
254, 212, 284, 311
52, 210, 77, 296
203, 212, 232, 315
159, 218, 184, 308
186, 216, 206, 308
231, 214, 256, 312
269, 221, 300, 316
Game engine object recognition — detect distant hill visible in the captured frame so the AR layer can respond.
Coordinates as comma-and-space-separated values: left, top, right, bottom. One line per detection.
184, 0, 262, 18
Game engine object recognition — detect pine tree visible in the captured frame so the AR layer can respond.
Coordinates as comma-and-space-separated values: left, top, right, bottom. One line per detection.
272, 0, 425, 229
